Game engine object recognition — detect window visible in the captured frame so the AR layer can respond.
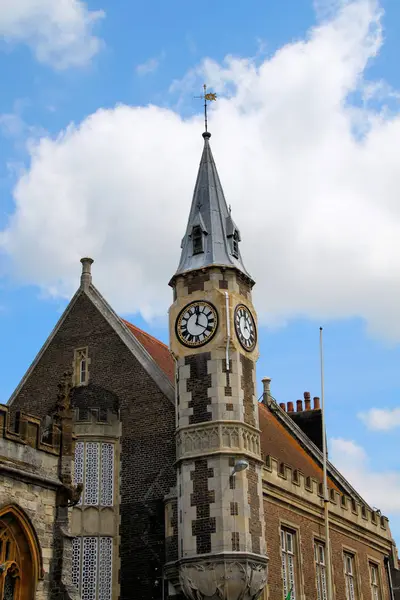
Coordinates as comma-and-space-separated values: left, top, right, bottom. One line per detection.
369, 563, 380, 600
232, 230, 239, 258
74, 347, 89, 386
281, 529, 297, 600
72, 536, 113, 600
344, 552, 357, 600
0, 528, 19, 600
314, 542, 327, 600
192, 226, 203, 255
74, 441, 114, 507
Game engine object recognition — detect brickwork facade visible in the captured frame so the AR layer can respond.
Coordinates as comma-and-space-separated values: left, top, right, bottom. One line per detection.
9, 292, 176, 600
261, 452, 396, 600
264, 498, 393, 600
3, 269, 398, 600
241, 354, 256, 427
186, 353, 212, 424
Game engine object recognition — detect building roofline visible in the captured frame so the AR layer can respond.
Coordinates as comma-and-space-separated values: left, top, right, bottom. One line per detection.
8, 285, 175, 408
8, 288, 82, 406
263, 399, 370, 508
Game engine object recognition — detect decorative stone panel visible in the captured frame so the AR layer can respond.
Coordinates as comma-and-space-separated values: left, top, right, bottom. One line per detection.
179, 556, 268, 600
176, 422, 261, 461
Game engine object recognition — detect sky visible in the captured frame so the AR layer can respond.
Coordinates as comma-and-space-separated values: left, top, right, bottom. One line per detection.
0, 0, 400, 541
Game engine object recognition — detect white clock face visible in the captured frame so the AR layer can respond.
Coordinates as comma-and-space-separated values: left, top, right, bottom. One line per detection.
235, 304, 256, 351
176, 301, 218, 348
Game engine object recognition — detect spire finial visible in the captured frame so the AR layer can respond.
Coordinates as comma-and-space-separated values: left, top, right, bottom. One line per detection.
194, 84, 217, 136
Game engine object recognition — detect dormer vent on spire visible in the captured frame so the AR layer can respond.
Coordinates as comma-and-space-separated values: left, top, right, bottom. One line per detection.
171, 132, 253, 285
226, 212, 241, 259
190, 210, 208, 255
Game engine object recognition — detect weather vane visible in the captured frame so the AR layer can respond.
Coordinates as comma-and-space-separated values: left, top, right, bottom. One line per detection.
194, 84, 217, 133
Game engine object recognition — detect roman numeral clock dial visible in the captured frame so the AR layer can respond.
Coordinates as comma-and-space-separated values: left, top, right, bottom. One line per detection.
176, 301, 218, 348
235, 304, 257, 351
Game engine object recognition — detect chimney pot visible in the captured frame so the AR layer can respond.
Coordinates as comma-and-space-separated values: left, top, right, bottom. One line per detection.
80, 257, 94, 290
279, 403, 286, 412
304, 397, 311, 410
304, 391, 311, 399
313, 396, 320, 410
287, 401, 294, 412
296, 400, 303, 412
261, 377, 272, 406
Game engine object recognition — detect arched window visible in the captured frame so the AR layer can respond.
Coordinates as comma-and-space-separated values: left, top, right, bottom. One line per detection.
0, 506, 42, 600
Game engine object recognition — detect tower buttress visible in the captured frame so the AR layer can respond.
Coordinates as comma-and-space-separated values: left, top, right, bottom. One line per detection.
168, 131, 268, 600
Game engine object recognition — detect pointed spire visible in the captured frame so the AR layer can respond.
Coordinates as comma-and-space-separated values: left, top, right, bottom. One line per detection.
171, 132, 253, 284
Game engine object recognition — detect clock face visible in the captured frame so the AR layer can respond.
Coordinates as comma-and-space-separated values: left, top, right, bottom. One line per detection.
176, 301, 218, 348
235, 304, 257, 351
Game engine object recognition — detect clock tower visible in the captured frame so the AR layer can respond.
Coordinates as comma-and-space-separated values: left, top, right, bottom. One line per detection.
169, 130, 268, 599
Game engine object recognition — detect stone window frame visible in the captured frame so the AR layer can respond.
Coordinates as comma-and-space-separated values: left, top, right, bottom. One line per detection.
343, 550, 359, 600
367, 559, 382, 600
279, 525, 300, 600
313, 539, 327, 600
73, 347, 91, 386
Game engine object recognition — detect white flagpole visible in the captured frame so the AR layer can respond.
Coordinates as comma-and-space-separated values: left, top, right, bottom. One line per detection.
320, 327, 333, 600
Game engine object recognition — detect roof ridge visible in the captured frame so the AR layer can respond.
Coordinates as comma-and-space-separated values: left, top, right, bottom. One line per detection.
121, 319, 170, 351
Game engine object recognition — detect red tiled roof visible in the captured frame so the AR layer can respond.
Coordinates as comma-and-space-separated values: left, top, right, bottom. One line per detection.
122, 319, 175, 383
121, 320, 336, 487
258, 402, 338, 489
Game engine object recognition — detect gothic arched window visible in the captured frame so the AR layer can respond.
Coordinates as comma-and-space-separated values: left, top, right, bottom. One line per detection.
0, 506, 41, 600
0, 526, 21, 600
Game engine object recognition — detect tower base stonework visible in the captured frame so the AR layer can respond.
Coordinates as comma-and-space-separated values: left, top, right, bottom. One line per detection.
179, 555, 268, 600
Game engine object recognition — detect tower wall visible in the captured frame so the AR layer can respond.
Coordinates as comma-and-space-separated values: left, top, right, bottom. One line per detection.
169, 268, 268, 600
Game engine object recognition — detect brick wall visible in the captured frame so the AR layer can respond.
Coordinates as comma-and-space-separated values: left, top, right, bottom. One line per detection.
186, 353, 211, 424
241, 355, 256, 427
265, 498, 392, 600
9, 293, 176, 600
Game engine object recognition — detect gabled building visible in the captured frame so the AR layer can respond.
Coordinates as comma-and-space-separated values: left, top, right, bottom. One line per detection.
2, 128, 399, 600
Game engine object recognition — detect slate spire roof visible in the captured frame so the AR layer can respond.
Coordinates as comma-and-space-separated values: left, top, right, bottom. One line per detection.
171, 131, 254, 284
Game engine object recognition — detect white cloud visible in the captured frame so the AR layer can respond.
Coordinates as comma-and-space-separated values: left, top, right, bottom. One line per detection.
358, 407, 400, 430
0, 0, 104, 69
3, 0, 400, 336
136, 53, 164, 76
330, 438, 400, 514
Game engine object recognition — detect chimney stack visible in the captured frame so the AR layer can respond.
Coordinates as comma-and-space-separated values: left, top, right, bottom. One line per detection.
80, 257, 94, 291
304, 391, 311, 411
313, 397, 320, 410
287, 401, 294, 413
261, 377, 272, 406
296, 400, 303, 412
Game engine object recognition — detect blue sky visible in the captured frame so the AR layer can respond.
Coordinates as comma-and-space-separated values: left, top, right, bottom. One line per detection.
1, 0, 400, 540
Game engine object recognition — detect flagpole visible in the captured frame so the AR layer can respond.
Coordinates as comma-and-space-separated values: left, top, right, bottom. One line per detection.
320, 327, 333, 600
